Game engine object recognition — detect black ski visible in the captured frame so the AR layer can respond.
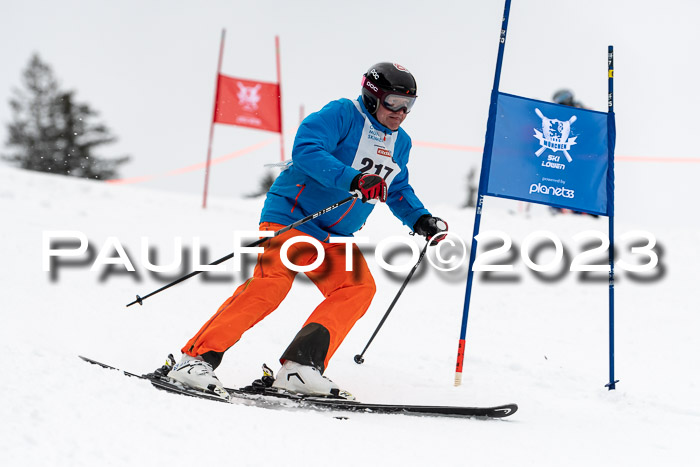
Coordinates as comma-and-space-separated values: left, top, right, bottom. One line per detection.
79, 355, 517, 419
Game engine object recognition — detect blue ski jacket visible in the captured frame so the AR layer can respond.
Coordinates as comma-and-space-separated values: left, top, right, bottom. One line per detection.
260, 97, 430, 242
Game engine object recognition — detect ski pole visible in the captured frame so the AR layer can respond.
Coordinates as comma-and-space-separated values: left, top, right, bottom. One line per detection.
354, 241, 430, 364
126, 194, 357, 307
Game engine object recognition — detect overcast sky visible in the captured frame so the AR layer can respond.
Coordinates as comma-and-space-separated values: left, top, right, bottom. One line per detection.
1, 0, 698, 215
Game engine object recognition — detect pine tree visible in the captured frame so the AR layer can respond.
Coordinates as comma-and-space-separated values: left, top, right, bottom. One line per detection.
2, 54, 129, 179
245, 170, 277, 198
463, 166, 478, 208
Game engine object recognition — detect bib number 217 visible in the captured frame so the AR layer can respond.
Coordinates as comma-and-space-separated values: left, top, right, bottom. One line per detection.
359, 157, 394, 180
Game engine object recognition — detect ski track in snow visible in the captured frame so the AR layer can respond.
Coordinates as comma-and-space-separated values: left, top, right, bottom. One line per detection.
1, 166, 699, 467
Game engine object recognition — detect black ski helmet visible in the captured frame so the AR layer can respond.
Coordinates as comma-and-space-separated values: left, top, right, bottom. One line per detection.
361, 62, 417, 114
553, 89, 575, 106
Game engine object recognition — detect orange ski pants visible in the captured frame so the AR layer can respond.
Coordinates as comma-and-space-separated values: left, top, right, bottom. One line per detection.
182, 222, 376, 370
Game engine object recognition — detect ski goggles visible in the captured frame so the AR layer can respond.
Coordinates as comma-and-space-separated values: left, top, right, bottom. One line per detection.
362, 76, 417, 113
553, 90, 574, 106
381, 93, 416, 113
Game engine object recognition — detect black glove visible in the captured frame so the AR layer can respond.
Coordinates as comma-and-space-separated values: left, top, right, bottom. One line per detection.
350, 173, 387, 203
413, 215, 448, 244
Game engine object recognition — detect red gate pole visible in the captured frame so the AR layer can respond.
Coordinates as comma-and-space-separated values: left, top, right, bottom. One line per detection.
275, 35, 285, 162
202, 29, 226, 209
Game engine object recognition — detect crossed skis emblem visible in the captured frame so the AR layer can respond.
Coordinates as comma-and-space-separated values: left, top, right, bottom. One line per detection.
533, 108, 577, 162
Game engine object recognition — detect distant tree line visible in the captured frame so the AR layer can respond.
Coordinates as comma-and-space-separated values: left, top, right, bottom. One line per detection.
2, 54, 129, 179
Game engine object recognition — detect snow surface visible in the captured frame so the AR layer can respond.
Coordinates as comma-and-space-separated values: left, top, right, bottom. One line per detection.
1, 165, 699, 466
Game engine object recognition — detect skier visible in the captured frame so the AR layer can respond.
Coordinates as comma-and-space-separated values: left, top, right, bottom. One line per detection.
550, 89, 599, 218
552, 88, 585, 109
168, 62, 448, 400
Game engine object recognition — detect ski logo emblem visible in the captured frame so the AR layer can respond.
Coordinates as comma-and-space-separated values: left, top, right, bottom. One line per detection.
286, 372, 305, 384
494, 407, 513, 415
236, 82, 262, 112
533, 108, 577, 162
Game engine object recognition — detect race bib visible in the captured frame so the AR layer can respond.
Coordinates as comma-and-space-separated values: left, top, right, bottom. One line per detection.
351, 101, 402, 187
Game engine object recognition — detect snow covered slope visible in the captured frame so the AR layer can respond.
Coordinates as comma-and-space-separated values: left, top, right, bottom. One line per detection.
1, 165, 698, 466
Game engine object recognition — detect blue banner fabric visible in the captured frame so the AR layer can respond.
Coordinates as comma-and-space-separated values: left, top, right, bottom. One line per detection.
485, 92, 610, 215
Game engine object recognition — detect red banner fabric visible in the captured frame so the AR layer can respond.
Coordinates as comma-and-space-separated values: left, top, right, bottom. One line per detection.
213, 74, 281, 133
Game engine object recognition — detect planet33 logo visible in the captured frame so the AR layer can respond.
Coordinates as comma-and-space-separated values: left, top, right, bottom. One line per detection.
529, 182, 575, 199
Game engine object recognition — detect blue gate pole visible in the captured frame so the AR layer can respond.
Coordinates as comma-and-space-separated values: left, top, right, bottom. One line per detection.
606, 45, 619, 390
454, 0, 512, 386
